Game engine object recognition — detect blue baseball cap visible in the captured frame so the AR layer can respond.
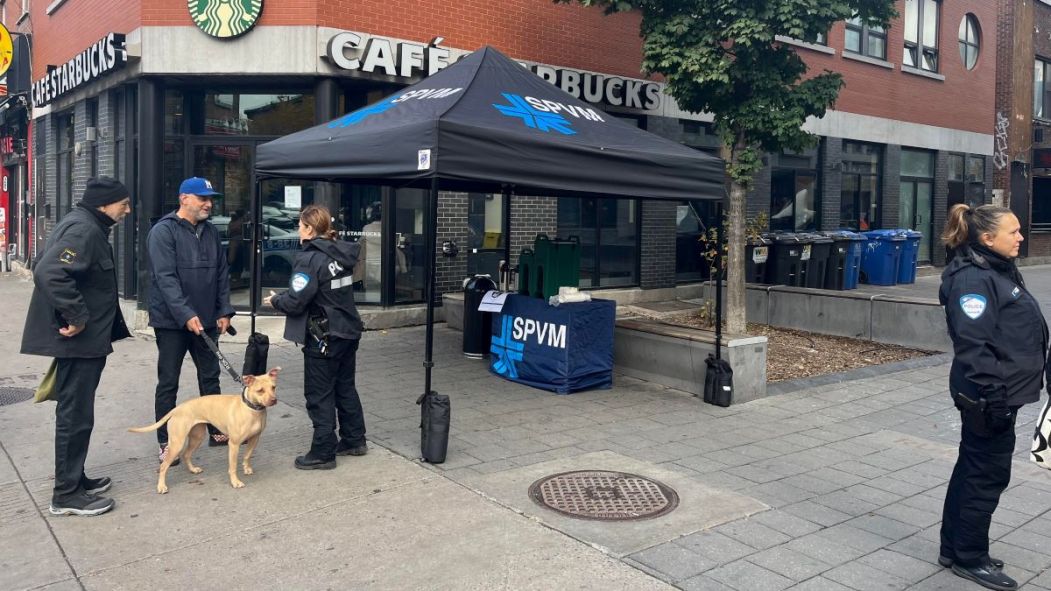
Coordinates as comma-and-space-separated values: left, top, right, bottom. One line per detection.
178, 177, 222, 198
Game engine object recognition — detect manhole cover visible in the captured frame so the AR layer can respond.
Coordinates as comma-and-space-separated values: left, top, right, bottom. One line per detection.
528, 470, 679, 521
0, 387, 34, 406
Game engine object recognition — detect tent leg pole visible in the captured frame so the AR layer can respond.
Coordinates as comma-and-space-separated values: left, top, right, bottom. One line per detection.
502, 185, 513, 290
424, 176, 439, 396
250, 178, 262, 335
715, 201, 723, 360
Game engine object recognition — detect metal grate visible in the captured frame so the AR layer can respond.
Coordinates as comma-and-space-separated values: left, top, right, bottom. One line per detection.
528, 470, 679, 521
0, 388, 34, 406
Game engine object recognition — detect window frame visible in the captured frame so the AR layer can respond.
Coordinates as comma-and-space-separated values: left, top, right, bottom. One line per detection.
839, 141, 883, 231
903, 0, 940, 73
958, 14, 980, 71
845, 15, 888, 60
1036, 59, 1051, 121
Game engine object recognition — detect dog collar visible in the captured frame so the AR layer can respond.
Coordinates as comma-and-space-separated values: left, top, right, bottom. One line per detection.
241, 388, 266, 412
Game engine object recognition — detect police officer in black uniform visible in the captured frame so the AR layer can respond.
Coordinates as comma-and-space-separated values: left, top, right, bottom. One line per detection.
21, 177, 132, 516
939, 203, 1047, 591
265, 204, 367, 470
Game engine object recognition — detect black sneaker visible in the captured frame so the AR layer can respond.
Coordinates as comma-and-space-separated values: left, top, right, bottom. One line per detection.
81, 476, 112, 496
49, 492, 115, 516
336, 441, 368, 456
951, 562, 1018, 591
294, 454, 336, 470
159, 445, 181, 467
938, 555, 1004, 569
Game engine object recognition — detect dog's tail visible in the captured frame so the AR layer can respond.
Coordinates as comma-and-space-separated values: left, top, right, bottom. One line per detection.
128, 409, 176, 433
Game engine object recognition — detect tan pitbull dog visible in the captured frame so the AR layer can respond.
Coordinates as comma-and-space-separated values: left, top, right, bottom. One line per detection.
129, 368, 280, 493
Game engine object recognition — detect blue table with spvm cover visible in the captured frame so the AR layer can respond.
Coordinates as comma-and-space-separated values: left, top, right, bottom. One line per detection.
489, 294, 615, 394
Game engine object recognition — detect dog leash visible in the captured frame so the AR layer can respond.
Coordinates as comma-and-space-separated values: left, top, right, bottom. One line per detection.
199, 330, 244, 386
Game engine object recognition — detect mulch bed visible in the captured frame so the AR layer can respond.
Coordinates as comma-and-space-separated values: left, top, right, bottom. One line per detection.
656, 312, 935, 383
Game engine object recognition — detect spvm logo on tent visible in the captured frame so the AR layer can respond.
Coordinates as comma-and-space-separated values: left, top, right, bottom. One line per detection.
327, 87, 463, 128
492, 93, 605, 135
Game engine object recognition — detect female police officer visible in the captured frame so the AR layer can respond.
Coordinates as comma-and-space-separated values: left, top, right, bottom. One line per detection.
938, 203, 1047, 591
264, 205, 368, 470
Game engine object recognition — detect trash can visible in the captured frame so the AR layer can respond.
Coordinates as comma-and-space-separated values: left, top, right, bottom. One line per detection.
517, 248, 537, 297
800, 233, 833, 289
860, 230, 906, 286
821, 231, 866, 290
463, 274, 498, 358
745, 236, 771, 283
766, 233, 806, 287
896, 230, 923, 284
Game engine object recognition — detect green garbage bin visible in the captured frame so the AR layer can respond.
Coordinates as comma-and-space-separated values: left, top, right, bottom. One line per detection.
530, 234, 581, 299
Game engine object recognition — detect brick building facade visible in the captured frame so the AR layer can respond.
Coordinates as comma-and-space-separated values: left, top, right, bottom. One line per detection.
12, 0, 997, 319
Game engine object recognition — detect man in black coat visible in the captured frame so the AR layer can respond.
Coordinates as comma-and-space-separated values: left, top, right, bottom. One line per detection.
147, 177, 235, 463
21, 177, 132, 516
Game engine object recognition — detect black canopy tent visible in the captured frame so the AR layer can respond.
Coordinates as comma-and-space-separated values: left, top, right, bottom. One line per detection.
254, 45, 726, 402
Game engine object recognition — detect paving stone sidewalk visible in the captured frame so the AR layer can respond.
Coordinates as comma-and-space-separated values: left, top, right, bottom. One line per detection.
3, 267, 1051, 589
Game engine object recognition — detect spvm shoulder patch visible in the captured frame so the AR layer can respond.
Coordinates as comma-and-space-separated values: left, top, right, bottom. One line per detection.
58, 248, 77, 264
959, 294, 988, 320
291, 272, 311, 292
1012, 286, 1021, 299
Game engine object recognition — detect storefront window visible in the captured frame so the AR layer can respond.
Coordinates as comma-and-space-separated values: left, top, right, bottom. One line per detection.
840, 142, 882, 230
467, 193, 505, 278
557, 197, 638, 288
56, 112, 74, 220
338, 185, 383, 305
675, 200, 718, 283
173, 92, 316, 136
769, 150, 820, 232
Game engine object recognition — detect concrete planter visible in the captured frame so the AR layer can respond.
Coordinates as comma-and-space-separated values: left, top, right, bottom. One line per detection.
614, 318, 768, 404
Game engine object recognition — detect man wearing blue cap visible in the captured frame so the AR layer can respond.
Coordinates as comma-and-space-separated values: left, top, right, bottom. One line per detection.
147, 177, 235, 464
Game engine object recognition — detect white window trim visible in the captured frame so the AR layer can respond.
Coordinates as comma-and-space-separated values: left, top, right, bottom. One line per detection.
46, 0, 68, 15
775, 35, 836, 56
902, 64, 945, 81
842, 52, 896, 70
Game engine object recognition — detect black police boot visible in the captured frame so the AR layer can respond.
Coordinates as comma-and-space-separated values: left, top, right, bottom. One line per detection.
49, 492, 115, 516
81, 475, 112, 496
938, 554, 1004, 569
294, 454, 336, 470
336, 440, 368, 456
951, 562, 1017, 591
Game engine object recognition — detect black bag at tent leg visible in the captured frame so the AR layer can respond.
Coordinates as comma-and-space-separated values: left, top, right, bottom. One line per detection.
417, 392, 450, 463
703, 354, 734, 407
242, 332, 270, 377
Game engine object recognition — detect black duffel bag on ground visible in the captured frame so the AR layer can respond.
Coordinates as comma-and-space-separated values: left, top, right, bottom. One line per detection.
417, 391, 451, 463
702, 354, 734, 407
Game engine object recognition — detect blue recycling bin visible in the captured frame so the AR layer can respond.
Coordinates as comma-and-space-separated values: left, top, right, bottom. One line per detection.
860, 230, 906, 286
895, 230, 923, 284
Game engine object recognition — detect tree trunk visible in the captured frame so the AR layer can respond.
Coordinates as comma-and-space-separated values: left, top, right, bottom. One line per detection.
726, 176, 747, 334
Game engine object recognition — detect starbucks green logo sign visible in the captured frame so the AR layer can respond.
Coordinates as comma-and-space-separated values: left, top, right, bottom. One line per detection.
188, 0, 263, 39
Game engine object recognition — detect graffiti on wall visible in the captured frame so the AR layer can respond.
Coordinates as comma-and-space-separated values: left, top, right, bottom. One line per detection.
993, 112, 1010, 170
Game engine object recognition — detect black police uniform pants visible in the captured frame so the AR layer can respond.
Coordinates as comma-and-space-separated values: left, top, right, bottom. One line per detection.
53, 356, 107, 501
154, 327, 222, 445
940, 406, 1018, 567
303, 338, 366, 460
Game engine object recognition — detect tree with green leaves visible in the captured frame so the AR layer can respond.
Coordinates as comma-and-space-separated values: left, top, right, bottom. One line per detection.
559, 0, 895, 333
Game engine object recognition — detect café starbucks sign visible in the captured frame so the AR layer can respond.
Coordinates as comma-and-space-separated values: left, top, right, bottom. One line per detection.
188, 0, 263, 39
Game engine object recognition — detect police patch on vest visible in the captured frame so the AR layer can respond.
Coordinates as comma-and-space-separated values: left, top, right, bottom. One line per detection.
960, 294, 987, 320
1012, 287, 1021, 299
291, 272, 310, 292
58, 248, 77, 264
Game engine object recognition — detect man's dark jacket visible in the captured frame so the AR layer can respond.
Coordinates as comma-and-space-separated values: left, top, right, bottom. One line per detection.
271, 238, 364, 344
147, 212, 235, 330
21, 205, 131, 358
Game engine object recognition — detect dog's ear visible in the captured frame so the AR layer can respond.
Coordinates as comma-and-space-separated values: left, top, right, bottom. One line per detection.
243, 374, 256, 385
268, 367, 282, 379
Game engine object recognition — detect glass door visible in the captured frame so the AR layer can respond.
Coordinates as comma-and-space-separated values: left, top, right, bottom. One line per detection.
393, 189, 427, 304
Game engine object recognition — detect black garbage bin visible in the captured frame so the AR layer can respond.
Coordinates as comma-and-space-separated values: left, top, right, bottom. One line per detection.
766, 233, 805, 286
745, 236, 771, 283
820, 231, 861, 290
801, 233, 833, 289
463, 274, 497, 358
